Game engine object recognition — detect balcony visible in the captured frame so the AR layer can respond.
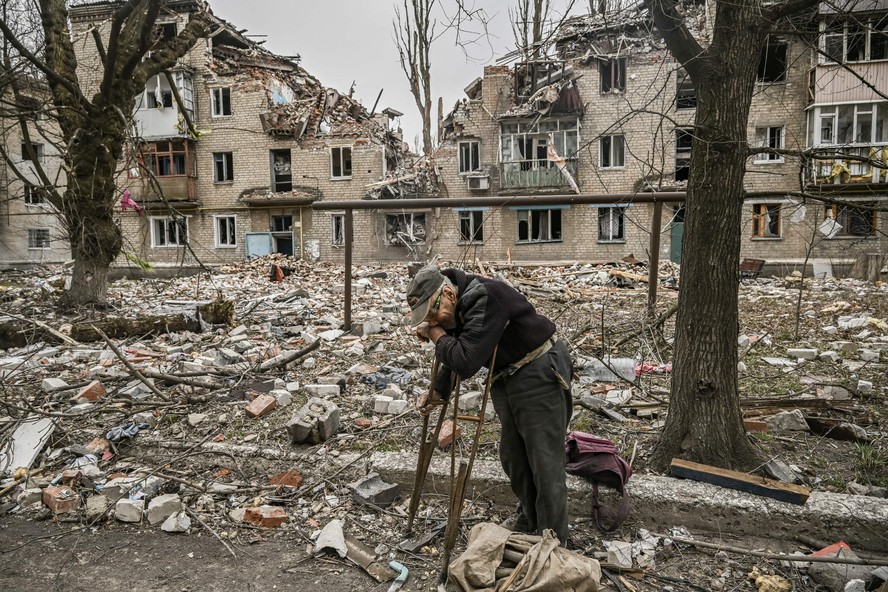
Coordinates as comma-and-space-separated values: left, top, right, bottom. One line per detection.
500, 160, 579, 190
133, 71, 195, 140
805, 146, 888, 186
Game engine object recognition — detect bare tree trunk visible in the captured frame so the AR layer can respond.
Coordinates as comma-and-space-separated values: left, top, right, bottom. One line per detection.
648, 0, 770, 470
394, 0, 435, 155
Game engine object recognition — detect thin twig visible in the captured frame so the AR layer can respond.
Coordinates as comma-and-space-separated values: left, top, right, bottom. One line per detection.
92, 325, 170, 402
185, 506, 237, 558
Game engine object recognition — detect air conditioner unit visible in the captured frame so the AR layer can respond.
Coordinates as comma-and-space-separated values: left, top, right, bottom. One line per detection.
467, 176, 489, 191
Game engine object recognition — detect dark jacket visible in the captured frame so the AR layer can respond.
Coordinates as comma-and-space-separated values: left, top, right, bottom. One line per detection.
433, 269, 555, 394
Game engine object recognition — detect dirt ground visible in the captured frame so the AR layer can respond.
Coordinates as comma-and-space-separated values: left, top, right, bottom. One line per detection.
1, 259, 886, 591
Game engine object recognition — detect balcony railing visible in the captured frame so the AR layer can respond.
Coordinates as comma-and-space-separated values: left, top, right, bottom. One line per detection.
805, 146, 888, 185
500, 160, 578, 190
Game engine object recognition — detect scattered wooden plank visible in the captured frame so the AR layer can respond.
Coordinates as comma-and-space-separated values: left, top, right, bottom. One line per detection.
670, 458, 811, 505
743, 420, 769, 432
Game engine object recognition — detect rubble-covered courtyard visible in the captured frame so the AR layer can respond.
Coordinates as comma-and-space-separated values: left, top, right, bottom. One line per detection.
1, 256, 886, 591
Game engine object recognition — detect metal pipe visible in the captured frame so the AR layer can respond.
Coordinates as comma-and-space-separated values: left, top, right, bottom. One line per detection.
311, 192, 685, 210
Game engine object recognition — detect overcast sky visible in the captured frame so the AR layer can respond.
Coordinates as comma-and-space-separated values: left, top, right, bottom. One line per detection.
211, 0, 586, 147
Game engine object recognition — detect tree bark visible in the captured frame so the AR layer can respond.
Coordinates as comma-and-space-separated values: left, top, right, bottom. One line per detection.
648, 0, 768, 470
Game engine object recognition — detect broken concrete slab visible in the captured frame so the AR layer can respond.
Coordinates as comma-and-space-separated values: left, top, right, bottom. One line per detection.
349, 472, 400, 507
115, 498, 144, 523
304, 384, 341, 397
765, 410, 810, 432
147, 493, 182, 525
85, 495, 110, 521
286, 397, 340, 444
583, 357, 636, 382
161, 510, 191, 533
787, 348, 818, 360
0, 415, 55, 474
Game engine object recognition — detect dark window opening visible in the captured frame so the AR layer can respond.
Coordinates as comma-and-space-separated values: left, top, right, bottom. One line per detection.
213, 152, 233, 182
272, 215, 293, 232
147, 141, 191, 177
332, 215, 344, 246
752, 204, 781, 237
459, 141, 481, 173
459, 210, 484, 242
827, 204, 876, 236
675, 129, 693, 181
211, 87, 232, 117
600, 58, 626, 93
675, 70, 696, 109
21, 143, 43, 162
600, 135, 625, 168
331, 146, 352, 178
758, 37, 788, 83
517, 209, 562, 242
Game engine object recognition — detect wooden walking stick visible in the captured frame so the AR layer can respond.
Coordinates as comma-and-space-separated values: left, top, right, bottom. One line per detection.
438, 345, 500, 585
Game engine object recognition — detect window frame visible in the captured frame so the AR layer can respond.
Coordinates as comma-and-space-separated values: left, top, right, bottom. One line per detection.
600, 57, 627, 93
751, 203, 783, 238
331, 213, 345, 246
144, 140, 192, 177
385, 212, 427, 246
21, 142, 44, 163
821, 18, 888, 64
824, 203, 877, 237
599, 134, 626, 169
675, 69, 696, 110
499, 118, 579, 169
515, 208, 563, 244
457, 209, 485, 244
271, 214, 293, 232
24, 184, 46, 206
27, 228, 50, 250
675, 128, 694, 181
212, 151, 234, 183
150, 216, 188, 248
214, 215, 237, 248
597, 206, 626, 243
330, 146, 353, 179
270, 149, 293, 192
753, 126, 785, 163
757, 36, 788, 83
458, 140, 481, 174
210, 87, 232, 117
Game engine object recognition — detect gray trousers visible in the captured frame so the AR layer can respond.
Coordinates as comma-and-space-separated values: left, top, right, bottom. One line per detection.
490, 338, 572, 544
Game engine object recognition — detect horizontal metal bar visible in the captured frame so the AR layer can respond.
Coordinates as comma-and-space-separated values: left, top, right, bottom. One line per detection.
311, 192, 687, 211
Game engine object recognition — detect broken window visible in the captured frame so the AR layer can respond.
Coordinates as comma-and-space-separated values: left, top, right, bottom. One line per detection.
758, 36, 787, 83
675, 129, 693, 181
271, 149, 292, 192
825, 203, 876, 236
820, 18, 888, 63
386, 213, 426, 246
211, 87, 231, 117
516, 208, 562, 243
600, 58, 626, 93
752, 204, 781, 238
331, 214, 345, 246
458, 210, 484, 243
809, 103, 886, 145
147, 88, 173, 109
331, 146, 352, 179
600, 134, 625, 168
21, 142, 43, 162
151, 217, 187, 247
272, 215, 293, 232
754, 126, 785, 162
215, 215, 236, 247
459, 141, 481, 173
871, 16, 888, 60
500, 119, 579, 180
213, 152, 233, 182
142, 141, 190, 177
598, 207, 625, 242
675, 69, 696, 110
24, 184, 46, 206
27, 228, 50, 249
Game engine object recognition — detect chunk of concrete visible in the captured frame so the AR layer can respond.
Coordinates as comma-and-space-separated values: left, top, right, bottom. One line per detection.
115, 498, 144, 523
85, 495, 110, 522
388, 399, 410, 414
373, 395, 393, 414
305, 384, 341, 397
349, 473, 400, 508
819, 351, 840, 363
147, 493, 182, 525
858, 349, 880, 362
269, 389, 292, 406
41, 377, 67, 393
607, 541, 633, 568
583, 358, 636, 382
381, 384, 404, 400
820, 386, 852, 400
458, 391, 482, 410
787, 348, 818, 360
161, 510, 191, 533
286, 397, 340, 444
831, 342, 858, 353
17, 487, 42, 506
857, 380, 873, 394
187, 413, 207, 427
0, 415, 55, 474
764, 459, 800, 484
765, 410, 809, 432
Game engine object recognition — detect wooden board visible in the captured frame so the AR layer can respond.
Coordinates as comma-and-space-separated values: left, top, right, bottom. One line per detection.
670, 458, 811, 505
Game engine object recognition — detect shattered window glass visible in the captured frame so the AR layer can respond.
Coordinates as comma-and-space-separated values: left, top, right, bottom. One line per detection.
271, 149, 293, 192
752, 204, 781, 237
459, 141, 481, 173
216, 216, 236, 247
153, 218, 187, 247
213, 152, 233, 182
516, 209, 562, 243
600, 58, 626, 93
675, 129, 693, 181
458, 210, 484, 243
827, 203, 876, 236
386, 213, 426, 245
332, 214, 345, 246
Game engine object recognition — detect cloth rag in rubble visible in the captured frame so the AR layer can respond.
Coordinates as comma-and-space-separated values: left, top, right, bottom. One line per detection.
105, 422, 151, 443
564, 431, 633, 532
360, 365, 414, 390
449, 523, 600, 592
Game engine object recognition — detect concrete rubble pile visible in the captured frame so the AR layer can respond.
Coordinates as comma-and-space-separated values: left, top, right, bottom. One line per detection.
0, 255, 886, 589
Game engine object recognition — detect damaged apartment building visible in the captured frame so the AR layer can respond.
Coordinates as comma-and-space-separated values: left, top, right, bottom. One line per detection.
63, 0, 409, 272
402, 1, 886, 272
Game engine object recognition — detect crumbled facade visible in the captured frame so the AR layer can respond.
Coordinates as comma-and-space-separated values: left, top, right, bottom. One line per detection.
416, 2, 887, 270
